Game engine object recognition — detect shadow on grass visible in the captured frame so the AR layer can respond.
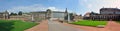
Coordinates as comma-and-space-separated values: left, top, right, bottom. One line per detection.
0, 21, 14, 31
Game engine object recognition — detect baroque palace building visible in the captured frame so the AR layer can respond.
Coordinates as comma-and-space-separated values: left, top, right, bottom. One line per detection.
0, 8, 72, 22
0, 8, 81, 22
84, 8, 120, 21
30, 9, 68, 21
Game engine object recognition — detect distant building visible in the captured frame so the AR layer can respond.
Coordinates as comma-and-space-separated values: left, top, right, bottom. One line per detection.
73, 14, 83, 21
30, 9, 68, 21
100, 8, 120, 15
83, 12, 91, 20
0, 10, 9, 19
84, 8, 120, 21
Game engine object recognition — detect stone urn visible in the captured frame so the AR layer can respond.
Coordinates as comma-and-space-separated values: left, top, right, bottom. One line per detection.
97, 25, 105, 28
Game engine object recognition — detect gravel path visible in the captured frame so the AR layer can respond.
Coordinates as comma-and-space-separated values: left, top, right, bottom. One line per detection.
48, 20, 84, 31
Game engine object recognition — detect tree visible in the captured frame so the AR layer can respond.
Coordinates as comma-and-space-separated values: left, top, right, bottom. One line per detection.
69, 13, 74, 20
18, 11, 22, 15
90, 12, 99, 15
64, 13, 74, 20
79, 14, 82, 16
10, 12, 17, 16
46, 9, 52, 19
47, 9, 51, 14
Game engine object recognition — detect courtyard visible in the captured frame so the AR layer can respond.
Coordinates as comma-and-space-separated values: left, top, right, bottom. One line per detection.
24, 20, 120, 31
0, 19, 120, 31
1, 0, 120, 31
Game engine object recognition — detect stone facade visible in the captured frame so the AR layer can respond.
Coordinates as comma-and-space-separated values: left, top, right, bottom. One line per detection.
100, 8, 120, 15
30, 9, 67, 21
0, 9, 69, 22
0, 11, 9, 19
84, 8, 120, 21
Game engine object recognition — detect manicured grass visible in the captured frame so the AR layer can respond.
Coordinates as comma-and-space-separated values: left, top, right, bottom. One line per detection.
0, 20, 38, 31
71, 20, 107, 27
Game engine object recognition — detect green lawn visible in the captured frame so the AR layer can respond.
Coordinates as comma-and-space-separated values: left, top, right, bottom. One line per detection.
71, 20, 107, 27
0, 20, 38, 31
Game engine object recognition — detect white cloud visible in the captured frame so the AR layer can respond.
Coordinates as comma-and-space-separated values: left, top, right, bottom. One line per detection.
7, 4, 47, 13
94, 0, 120, 13
48, 7, 56, 10
79, 0, 120, 14
7, 4, 65, 13
47, 7, 66, 12
87, 4, 92, 8
83, 0, 87, 2
47, 7, 57, 11
47, 7, 72, 12
101, 0, 120, 8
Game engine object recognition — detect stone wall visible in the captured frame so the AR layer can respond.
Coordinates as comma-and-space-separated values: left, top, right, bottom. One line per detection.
8, 15, 32, 21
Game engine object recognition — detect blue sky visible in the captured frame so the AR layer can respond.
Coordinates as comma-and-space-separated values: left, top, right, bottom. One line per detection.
0, 0, 120, 15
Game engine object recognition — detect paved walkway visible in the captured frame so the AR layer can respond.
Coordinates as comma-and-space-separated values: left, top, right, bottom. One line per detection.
25, 20, 84, 31
105, 21, 120, 31
25, 20, 48, 31
24, 20, 120, 31
48, 21, 84, 31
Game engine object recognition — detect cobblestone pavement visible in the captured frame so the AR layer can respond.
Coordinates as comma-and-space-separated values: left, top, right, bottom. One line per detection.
48, 20, 84, 31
